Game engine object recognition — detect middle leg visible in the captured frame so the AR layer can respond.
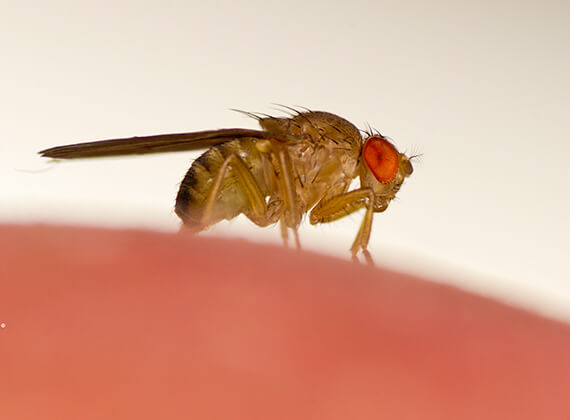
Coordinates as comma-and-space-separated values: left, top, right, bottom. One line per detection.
275, 147, 302, 250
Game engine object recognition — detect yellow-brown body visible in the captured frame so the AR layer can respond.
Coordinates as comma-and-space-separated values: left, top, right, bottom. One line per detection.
175, 111, 362, 232
39, 109, 414, 263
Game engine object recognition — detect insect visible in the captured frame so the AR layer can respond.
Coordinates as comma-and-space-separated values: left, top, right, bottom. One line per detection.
39, 108, 414, 264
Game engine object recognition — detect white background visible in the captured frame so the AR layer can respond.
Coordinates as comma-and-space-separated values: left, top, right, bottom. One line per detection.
2, 0, 569, 321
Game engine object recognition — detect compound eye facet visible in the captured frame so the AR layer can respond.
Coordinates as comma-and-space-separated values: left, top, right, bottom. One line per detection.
363, 136, 399, 184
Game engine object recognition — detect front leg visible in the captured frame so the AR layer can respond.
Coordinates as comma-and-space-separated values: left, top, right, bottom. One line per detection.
309, 188, 376, 265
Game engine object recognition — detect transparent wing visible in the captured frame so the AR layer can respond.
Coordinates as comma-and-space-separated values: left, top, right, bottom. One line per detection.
39, 129, 297, 159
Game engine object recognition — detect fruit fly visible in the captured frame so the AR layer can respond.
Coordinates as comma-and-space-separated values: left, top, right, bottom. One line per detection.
39, 108, 414, 264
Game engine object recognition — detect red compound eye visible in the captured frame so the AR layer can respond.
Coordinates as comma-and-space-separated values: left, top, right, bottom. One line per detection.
363, 136, 399, 184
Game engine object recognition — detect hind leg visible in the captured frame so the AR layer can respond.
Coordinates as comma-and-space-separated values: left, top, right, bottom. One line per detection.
198, 154, 270, 229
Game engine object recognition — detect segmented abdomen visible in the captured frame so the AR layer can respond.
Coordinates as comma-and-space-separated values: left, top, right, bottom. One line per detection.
174, 139, 271, 231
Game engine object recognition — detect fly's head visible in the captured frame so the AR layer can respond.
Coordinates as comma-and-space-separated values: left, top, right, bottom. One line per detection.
359, 135, 414, 212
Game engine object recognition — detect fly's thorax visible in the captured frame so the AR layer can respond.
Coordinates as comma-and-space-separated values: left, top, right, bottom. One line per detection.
285, 142, 349, 210
259, 111, 362, 148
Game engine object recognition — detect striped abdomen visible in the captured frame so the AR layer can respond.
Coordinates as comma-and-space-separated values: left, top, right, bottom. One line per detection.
175, 139, 273, 231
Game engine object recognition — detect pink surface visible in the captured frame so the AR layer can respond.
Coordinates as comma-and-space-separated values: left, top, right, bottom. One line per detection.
1, 225, 569, 419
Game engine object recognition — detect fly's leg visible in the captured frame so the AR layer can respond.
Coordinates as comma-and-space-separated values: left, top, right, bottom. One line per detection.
293, 228, 301, 250
278, 213, 301, 250
309, 188, 375, 265
275, 147, 302, 250
200, 154, 268, 228
254, 139, 301, 249
279, 213, 290, 247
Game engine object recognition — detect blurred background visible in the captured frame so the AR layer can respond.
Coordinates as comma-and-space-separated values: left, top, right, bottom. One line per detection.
2, 0, 569, 321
